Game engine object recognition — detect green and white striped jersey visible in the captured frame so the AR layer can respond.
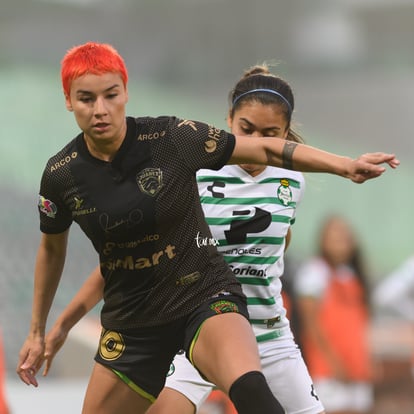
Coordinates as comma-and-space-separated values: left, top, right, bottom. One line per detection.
197, 165, 305, 341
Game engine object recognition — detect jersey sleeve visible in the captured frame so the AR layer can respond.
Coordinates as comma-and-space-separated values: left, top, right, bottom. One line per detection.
290, 172, 305, 226
38, 160, 73, 234
294, 258, 329, 298
168, 117, 235, 172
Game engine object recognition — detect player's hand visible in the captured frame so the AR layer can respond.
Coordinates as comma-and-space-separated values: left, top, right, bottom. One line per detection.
17, 335, 45, 387
345, 153, 399, 183
43, 324, 69, 377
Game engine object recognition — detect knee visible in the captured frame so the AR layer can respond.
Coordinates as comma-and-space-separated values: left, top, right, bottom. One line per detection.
229, 371, 285, 414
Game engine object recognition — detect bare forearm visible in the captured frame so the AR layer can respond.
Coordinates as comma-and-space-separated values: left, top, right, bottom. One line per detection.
232, 136, 345, 172
279, 142, 349, 174
231, 136, 399, 183
30, 241, 67, 336
257, 139, 353, 176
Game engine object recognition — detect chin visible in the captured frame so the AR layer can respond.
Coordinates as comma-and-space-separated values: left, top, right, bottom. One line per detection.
239, 164, 263, 176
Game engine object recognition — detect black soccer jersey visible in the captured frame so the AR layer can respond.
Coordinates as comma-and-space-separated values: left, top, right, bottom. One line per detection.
38, 116, 244, 329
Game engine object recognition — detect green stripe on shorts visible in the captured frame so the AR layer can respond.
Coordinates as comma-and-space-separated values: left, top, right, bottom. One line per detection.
113, 369, 156, 403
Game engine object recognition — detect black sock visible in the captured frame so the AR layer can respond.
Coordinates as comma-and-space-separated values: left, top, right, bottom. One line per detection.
229, 371, 284, 414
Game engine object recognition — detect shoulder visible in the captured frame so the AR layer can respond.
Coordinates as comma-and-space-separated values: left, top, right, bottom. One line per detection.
133, 115, 227, 142
133, 115, 209, 131
298, 257, 329, 275
294, 257, 330, 297
134, 115, 176, 125
44, 136, 79, 175
132, 115, 178, 133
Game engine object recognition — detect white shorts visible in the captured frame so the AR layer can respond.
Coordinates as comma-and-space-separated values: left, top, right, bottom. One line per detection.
313, 378, 373, 413
165, 337, 325, 414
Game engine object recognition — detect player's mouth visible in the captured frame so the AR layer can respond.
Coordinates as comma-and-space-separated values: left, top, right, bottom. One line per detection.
93, 122, 110, 132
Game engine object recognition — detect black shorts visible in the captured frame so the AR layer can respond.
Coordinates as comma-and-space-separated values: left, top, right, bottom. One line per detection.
94, 292, 248, 402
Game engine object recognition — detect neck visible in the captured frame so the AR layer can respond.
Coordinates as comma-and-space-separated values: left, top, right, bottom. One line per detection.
84, 137, 121, 162
83, 119, 127, 162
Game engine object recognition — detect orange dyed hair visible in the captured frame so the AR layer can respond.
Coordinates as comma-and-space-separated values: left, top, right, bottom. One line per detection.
61, 41, 128, 96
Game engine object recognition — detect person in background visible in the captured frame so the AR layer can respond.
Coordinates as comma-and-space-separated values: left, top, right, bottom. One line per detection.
294, 215, 374, 414
16, 41, 398, 414
372, 254, 414, 378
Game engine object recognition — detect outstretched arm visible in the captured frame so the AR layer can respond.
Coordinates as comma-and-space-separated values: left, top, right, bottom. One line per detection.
231, 136, 399, 183
43, 265, 104, 377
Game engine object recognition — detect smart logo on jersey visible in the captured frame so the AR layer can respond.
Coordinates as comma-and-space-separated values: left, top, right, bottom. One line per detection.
101, 244, 177, 271
99, 330, 125, 361
136, 168, 163, 196
38, 195, 57, 218
277, 179, 292, 206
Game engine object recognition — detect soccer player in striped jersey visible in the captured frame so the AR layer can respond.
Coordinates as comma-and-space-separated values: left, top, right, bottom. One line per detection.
147, 65, 325, 414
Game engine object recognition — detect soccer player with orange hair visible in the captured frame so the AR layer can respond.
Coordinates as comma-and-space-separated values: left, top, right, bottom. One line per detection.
17, 42, 398, 414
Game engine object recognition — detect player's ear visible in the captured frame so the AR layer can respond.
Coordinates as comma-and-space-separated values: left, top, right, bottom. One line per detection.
226, 110, 233, 129
65, 94, 73, 112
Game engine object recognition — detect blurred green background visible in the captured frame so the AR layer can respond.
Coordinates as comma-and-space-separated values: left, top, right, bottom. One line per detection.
1, 0, 413, 378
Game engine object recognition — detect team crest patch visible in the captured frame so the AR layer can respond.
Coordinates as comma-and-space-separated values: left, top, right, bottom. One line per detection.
38, 195, 57, 218
99, 330, 125, 361
277, 178, 292, 206
210, 300, 239, 314
136, 168, 163, 196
